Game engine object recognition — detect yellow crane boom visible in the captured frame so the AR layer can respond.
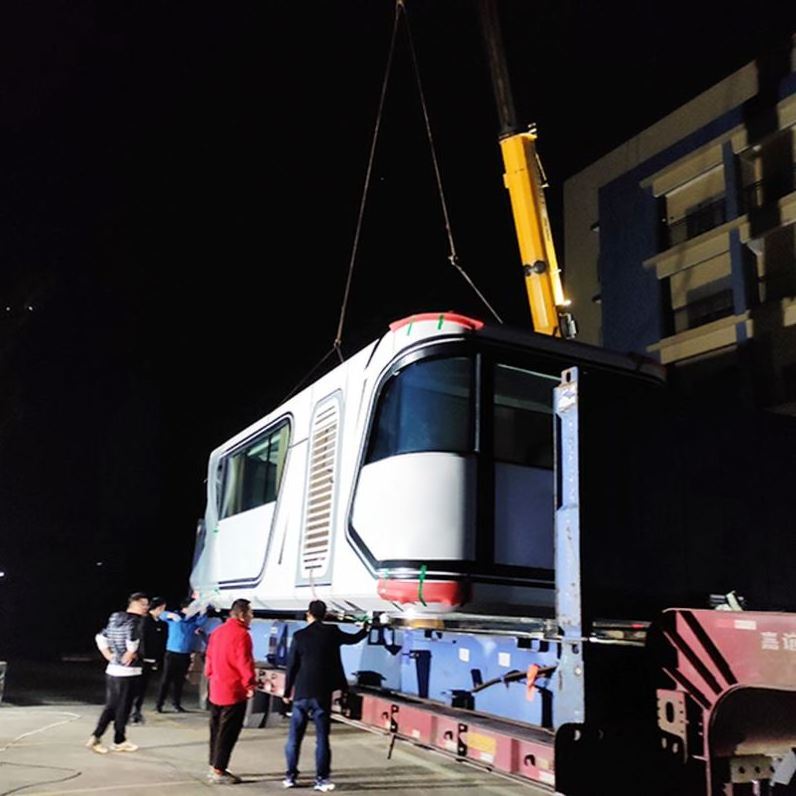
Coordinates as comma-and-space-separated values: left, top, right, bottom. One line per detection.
480, 0, 576, 338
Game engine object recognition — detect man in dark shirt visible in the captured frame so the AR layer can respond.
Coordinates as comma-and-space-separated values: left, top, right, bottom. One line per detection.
131, 596, 167, 724
282, 600, 368, 792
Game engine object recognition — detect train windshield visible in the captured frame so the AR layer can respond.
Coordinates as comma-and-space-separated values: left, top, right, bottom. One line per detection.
356, 349, 558, 574
366, 353, 555, 465
366, 356, 474, 463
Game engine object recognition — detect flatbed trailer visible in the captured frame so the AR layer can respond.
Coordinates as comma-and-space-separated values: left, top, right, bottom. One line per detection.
246, 604, 796, 795
255, 664, 557, 788
196, 364, 796, 795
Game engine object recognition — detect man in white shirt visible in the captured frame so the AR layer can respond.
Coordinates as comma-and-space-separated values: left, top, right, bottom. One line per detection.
86, 592, 149, 754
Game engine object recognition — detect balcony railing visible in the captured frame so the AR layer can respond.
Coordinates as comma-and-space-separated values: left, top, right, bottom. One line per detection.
663, 164, 796, 250
665, 196, 727, 248
743, 165, 796, 212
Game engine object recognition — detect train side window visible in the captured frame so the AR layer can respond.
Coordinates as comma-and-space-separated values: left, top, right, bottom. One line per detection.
214, 460, 224, 514
367, 356, 474, 463
493, 364, 556, 469
219, 422, 290, 519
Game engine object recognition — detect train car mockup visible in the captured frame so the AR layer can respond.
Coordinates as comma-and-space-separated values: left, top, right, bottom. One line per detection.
190, 311, 661, 620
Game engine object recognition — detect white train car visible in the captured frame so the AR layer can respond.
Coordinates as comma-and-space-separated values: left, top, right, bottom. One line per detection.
190, 312, 659, 619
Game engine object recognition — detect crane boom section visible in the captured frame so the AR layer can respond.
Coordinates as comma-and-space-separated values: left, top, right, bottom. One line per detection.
500, 129, 567, 336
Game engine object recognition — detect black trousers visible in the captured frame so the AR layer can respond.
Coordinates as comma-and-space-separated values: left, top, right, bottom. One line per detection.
93, 674, 140, 744
156, 652, 191, 709
209, 700, 247, 772
132, 660, 159, 716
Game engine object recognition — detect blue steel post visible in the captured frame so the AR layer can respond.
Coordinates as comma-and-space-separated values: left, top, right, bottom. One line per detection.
553, 367, 584, 728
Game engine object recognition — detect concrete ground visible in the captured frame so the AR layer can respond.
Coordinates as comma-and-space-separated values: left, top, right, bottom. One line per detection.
0, 661, 546, 796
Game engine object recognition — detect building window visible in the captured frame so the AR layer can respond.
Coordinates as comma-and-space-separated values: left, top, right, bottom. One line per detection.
661, 165, 727, 250
740, 127, 796, 212
219, 421, 290, 519
672, 276, 735, 333
666, 195, 727, 248
755, 224, 796, 303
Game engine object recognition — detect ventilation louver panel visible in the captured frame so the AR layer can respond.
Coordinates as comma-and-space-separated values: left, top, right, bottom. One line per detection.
301, 400, 339, 577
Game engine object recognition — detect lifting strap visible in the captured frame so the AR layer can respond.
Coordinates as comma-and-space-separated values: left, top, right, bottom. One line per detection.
334, 0, 503, 362
290, 1, 505, 404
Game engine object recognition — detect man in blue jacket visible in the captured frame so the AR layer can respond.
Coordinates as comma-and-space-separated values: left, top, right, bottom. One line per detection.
155, 598, 208, 712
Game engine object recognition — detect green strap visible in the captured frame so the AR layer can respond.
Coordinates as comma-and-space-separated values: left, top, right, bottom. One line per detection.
418, 564, 428, 607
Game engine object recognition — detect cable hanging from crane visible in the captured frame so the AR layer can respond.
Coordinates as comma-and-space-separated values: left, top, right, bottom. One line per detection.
333, 2, 402, 363
333, 0, 503, 364
399, 1, 503, 326
290, 3, 403, 398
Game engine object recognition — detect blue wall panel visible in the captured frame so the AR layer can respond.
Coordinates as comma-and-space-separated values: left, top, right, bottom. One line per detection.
598, 108, 746, 354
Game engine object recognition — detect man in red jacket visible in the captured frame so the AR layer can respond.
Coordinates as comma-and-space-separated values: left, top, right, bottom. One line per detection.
204, 598, 256, 785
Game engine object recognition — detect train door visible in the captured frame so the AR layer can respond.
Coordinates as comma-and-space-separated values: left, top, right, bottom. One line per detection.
489, 360, 557, 571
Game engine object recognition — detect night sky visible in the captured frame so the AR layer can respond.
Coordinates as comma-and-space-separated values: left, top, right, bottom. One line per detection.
1, 1, 794, 655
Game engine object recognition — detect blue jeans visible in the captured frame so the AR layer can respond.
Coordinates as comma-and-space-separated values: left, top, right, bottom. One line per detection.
284, 697, 331, 781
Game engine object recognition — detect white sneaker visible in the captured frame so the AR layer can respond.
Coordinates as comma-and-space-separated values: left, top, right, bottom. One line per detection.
209, 770, 242, 784
110, 741, 139, 752
314, 782, 336, 793
282, 778, 297, 789
85, 736, 108, 754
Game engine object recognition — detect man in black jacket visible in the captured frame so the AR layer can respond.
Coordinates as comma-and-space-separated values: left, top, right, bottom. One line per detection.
87, 592, 149, 754
282, 600, 368, 792
130, 596, 167, 724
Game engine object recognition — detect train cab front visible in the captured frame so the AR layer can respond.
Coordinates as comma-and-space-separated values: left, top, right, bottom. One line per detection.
347, 312, 560, 618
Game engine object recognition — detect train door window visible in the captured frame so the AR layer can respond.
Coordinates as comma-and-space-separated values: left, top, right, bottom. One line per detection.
492, 364, 557, 570
219, 421, 290, 519
366, 356, 474, 464
493, 364, 556, 468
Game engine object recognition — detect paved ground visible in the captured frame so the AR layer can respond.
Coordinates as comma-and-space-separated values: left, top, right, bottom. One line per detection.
0, 661, 546, 796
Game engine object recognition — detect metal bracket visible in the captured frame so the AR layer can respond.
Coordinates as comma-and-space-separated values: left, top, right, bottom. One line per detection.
554, 367, 585, 728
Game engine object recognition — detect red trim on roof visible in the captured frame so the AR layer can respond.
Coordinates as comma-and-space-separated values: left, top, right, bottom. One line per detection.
389, 312, 485, 332
377, 578, 469, 607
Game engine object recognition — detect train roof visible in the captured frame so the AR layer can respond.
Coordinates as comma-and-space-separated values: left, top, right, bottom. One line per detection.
380, 312, 665, 383
212, 311, 665, 456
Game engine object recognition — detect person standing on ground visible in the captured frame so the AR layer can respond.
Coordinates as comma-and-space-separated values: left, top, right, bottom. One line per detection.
86, 592, 150, 754
204, 598, 256, 785
130, 595, 167, 724
282, 600, 369, 792
156, 597, 208, 712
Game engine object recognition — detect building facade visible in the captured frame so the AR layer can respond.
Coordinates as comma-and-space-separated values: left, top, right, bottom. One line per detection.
564, 37, 796, 412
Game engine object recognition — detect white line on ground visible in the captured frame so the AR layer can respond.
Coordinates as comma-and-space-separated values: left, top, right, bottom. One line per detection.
21, 781, 202, 796
0, 712, 82, 752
